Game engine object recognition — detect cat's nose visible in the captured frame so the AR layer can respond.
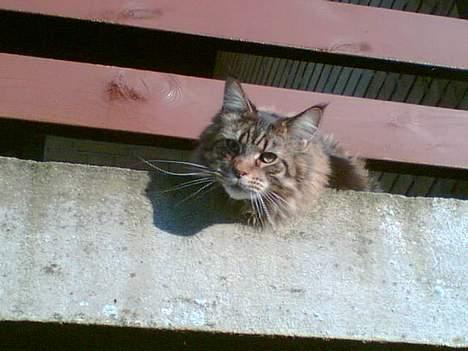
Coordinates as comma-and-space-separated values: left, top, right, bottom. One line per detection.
233, 168, 248, 178
232, 158, 250, 178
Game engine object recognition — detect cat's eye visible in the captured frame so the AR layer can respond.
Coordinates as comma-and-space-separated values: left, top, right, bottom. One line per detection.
225, 139, 240, 154
259, 152, 277, 164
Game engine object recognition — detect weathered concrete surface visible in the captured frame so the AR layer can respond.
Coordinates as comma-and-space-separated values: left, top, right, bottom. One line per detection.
0, 156, 466, 347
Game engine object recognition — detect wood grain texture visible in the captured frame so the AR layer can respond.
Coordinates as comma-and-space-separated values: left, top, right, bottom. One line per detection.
1, 0, 467, 70
1, 53, 468, 169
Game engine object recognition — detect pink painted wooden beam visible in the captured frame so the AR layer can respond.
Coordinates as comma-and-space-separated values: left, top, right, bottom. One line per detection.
1, 53, 467, 169
1, 0, 467, 70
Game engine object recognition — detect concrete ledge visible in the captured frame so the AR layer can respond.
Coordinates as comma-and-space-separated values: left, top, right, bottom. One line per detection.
0, 156, 466, 347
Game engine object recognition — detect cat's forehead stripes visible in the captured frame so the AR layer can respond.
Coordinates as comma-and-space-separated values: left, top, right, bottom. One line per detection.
238, 127, 251, 144
253, 131, 268, 150
238, 122, 272, 151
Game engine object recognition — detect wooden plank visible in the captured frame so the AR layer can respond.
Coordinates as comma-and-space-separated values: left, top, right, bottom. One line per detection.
1, 0, 467, 71
1, 53, 468, 169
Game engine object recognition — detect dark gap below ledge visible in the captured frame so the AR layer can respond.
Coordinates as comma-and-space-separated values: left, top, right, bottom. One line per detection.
0, 321, 460, 351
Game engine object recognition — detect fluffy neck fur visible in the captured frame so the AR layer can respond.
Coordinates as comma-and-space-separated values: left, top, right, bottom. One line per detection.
195, 79, 377, 227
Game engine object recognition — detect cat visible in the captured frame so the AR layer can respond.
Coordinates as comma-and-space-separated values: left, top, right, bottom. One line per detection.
192, 78, 378, 228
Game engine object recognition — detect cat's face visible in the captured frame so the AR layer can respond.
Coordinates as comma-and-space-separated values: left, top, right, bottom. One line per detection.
207, 116, 289, 200
197, 79, 323, 201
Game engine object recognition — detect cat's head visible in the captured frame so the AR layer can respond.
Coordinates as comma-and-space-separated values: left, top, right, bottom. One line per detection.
197, 79, 324, 201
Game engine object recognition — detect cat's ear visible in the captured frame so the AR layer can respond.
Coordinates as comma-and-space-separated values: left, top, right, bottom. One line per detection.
276, 104, 326, 147
222, 78, 256, 114
288, 105, 324, 132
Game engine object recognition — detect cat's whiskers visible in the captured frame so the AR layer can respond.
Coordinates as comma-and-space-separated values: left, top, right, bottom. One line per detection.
159, 177, 215, 194
143, 159, 211, 170
249, 193, 264, 228
249, 191, 274, 228
263, 192, 288, 217
175, 180, 216, 207
138, 157, 219, 176
255, 198, 266, 228
137, 157, 221, 205
258, 194, 274, 226
268, 191, 289, 207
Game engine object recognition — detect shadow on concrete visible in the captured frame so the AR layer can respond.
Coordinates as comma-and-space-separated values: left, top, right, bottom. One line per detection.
145, 171, 241, 236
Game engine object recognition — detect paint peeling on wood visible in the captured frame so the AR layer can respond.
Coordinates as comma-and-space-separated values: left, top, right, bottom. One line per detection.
106, 73, 148, 102
118, 8, 164, 20
329, 41, 371, 54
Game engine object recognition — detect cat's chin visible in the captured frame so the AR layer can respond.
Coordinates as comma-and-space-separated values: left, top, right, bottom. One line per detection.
222, 184, 252, 200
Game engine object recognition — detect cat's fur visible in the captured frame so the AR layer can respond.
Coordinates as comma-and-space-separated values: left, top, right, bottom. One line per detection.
194, 79, 378, 227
